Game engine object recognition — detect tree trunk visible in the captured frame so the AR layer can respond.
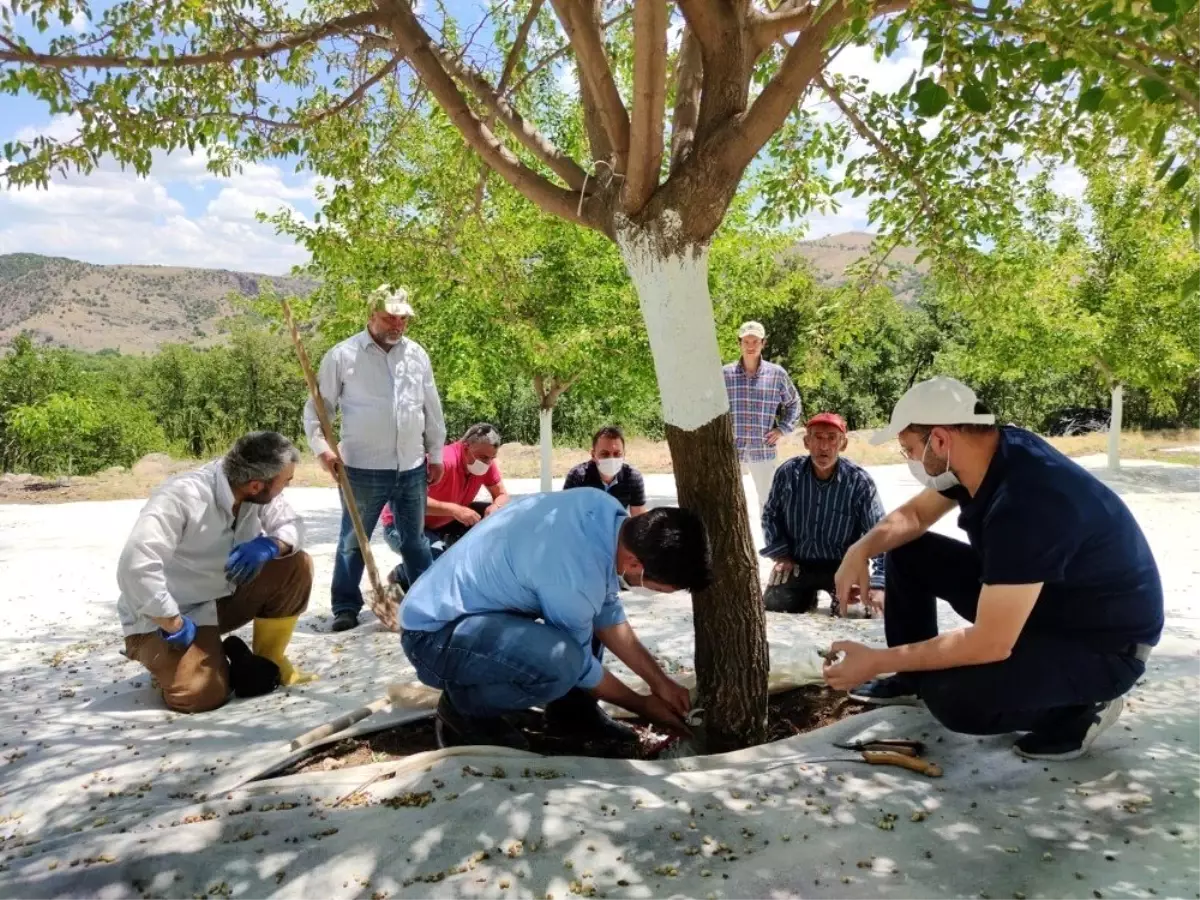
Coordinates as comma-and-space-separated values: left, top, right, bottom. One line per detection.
539, 405, 554, 492
617, 228, 769, 752
1108, 382, 1123, 471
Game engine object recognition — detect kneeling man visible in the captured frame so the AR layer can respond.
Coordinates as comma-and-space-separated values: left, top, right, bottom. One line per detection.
118, 432, 315, 713
400, 490, 711, 749
761, 412, 885, 616
824, 377, 1162, 760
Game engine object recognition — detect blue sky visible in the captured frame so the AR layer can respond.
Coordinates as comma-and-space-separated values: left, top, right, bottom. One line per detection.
0, 2, 991, 275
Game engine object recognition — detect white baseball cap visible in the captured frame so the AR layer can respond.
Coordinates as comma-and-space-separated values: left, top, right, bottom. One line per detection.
738, 321, 766, 339
368, 284, 415, 317
869, 376, 996, 445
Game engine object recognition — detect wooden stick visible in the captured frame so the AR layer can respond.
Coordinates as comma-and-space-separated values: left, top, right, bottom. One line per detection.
289, 696, 393, 751
280, 297, 397, 630
861, 750, 943, 778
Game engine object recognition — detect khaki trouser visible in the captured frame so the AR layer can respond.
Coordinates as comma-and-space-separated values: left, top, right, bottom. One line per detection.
124, 552, 313, 713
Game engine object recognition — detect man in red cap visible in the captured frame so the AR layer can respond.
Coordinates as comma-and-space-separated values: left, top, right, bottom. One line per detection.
760, 411, 886, 617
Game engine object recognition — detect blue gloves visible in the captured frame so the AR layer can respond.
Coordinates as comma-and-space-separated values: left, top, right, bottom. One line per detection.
160, 615, 197, 649
225, 535, 280, 585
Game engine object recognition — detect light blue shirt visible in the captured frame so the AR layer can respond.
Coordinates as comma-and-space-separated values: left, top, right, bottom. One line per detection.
399, 490, 629, 689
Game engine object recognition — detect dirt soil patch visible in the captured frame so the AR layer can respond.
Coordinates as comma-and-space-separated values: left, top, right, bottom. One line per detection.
280, 686, 868, 777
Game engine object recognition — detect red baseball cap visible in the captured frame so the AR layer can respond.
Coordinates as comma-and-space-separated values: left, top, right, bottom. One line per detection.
805, 412, 847, 433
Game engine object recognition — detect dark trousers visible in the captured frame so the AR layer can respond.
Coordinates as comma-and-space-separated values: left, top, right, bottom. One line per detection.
387, 501, 491, 590
885, 533, 1146, 735
762, 560, 838, 613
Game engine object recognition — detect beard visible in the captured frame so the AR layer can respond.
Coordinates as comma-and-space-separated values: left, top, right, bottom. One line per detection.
244, 486, 274, 505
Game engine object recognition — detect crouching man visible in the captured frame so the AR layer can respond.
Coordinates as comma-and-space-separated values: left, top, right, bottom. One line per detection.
824, 377, 1162, 760
399, 490, 711, 749
117, 432, 316, 713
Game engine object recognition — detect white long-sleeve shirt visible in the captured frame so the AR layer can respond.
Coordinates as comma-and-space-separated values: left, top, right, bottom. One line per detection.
303, 331, 447, 471
116, 461, 304, 637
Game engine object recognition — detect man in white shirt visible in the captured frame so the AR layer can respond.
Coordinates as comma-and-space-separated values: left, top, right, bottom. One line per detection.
118, 432, 314, 713
304, 284, 447, 632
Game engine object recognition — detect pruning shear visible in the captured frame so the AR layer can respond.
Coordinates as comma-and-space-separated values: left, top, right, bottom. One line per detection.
831, 738, 943, 778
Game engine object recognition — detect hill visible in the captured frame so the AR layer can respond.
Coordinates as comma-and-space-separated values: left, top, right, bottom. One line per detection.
0, 253, 316, 353
789, 231, 926, 302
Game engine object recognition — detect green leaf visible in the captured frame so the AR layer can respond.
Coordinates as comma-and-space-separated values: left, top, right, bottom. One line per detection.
913, 77, 951, 117
1166, 164, 1192, 191
922, 42, 943, 67
1076, 86, 1105, 113
1139, 77, 1171, 102
1151, 0, 1177, 13
1149, 121, 1169, 156
1155, 152, 1177, 180
1041, 59, 1069, 83
961, 81, 993, 113
1182, 268, 1200, 299
1191, 204, 1200, 241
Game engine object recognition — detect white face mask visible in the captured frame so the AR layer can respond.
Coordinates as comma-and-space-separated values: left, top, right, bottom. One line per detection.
619, 566, 655, 596
597, 457, 623, 479
466, 456, 490, 477
908, 437, 960, 491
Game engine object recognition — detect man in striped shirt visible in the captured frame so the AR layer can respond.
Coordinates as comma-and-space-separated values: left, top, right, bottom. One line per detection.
723, 321, 802, 541
761, 412, 885, 617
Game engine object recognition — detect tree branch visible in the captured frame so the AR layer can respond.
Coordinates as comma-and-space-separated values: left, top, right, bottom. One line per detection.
549, 0, 631, 171
432, 44, 589, 190
675, 0, 730, 59
274, 53, 404, 130
0, 9, 382, 70
669, 26, 704, 173
385, 2, 599, 231
624, 0, 669, 212
505, 9, 632, 97
748, 1, 817, 50
1114, 52, 1199, 114
499, 0, 546, 92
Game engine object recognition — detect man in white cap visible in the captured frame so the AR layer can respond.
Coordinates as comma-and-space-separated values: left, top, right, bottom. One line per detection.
723, 321, 801, 540
823, 376, 1163, 760
304, 284, 447, 632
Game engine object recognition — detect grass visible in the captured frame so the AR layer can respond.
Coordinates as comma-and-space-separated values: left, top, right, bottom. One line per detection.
1, 429, 1195, 505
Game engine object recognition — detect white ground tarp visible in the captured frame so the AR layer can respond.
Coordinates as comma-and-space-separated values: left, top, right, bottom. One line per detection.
1, 459, 1197, 898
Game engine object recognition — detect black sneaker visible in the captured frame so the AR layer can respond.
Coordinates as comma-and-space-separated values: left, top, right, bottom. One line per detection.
331, 611, 359, 632
1013, 697, 1125, 761
435, 694, 530, 751
849, 675, 922, 706
545, 688, 639, 745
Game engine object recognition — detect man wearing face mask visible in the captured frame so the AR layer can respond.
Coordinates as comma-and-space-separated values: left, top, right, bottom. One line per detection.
383, 423, 512, 589
562, 425, 648, 514
824, 377, 1162, 761
399, 490, 712, 749
304, 284, 447, 633
116, 432, 315, 713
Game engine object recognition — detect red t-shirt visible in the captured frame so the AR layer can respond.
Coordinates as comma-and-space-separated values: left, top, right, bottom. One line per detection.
380, 441, 501, 531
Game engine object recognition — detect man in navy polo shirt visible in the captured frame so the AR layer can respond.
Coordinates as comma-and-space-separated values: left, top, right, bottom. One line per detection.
823, 377, 1162, 761
563, 425, 648, 514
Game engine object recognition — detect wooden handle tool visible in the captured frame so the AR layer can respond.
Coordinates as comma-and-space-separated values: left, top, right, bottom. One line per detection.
861, 750, 943, 777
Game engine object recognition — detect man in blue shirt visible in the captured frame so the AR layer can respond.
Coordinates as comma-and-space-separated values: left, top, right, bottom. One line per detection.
400, 490, 712, 749
761, 412, 885, 617
824, 377, 1163, 761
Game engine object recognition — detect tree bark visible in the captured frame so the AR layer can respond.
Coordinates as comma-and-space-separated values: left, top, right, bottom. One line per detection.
617, 226, 769, 751
539, 406, 554, 492
1108, 382, 1123, 471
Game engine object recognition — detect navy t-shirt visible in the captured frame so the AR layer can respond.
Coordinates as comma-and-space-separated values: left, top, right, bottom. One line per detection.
563, 460, 647, 511
941, 427, 1163, 652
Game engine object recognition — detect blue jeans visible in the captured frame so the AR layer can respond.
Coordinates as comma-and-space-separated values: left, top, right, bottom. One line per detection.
401, 613, 600, 717
331, 465, 432, 616
885, 533, 1146, 734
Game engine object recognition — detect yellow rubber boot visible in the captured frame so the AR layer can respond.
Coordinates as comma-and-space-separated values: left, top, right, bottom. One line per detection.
252, 616, 317, 686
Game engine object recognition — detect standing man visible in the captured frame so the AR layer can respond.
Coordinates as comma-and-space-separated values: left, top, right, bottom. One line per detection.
824, 377, 1163, 760
761, 412, 886, 617
304, 284, 447, 633
400, 490, 712, 749
117, 432, 315, 713
383, 422, 512, 589
723, 321, 801, 539
562, 425, 648, 514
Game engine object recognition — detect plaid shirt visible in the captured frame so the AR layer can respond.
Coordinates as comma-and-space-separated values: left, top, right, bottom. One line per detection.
723, 359, 802, 462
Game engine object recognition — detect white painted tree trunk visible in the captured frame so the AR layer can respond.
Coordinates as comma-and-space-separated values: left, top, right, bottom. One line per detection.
539, 406, 553, 493
1108, 382, 1123, 471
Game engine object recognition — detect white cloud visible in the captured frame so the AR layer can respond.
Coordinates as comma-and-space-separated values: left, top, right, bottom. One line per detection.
2, 117, 317, 274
